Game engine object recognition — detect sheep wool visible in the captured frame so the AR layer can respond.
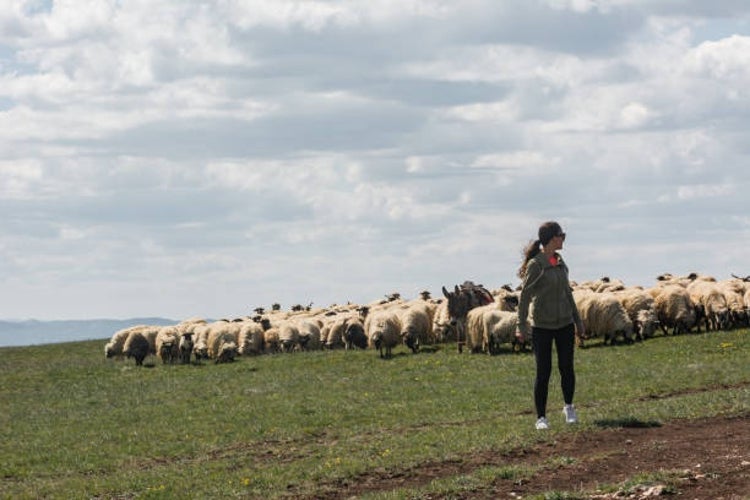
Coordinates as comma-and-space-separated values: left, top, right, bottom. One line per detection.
105, 325, 148, 359
365, 310, 402, 359
653, 285, 697, 335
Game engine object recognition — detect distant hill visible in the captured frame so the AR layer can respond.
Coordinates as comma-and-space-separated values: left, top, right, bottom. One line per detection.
0, 318, 178, 348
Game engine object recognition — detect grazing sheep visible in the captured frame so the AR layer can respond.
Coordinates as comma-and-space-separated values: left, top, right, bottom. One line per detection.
652, 285, 697, 335
123, 328, 152, 366
342, 317, 368, 350
717, 281, 748, 329
466, 305, 525, 354
237, 321, 265, 355
263, 327, 281, 353
616, 288, 659, 340
179, 332, 194, 364
574, 290, 634, 345
365, 310, 402, 359
277, 321, 300, 353
296, 318, 323, 351
323, 315, 348, 350
206, 321, 238, 363
432, 300, 456, 343
465, 304, 495, 353
192, 324, 211, 361
687, 281, 730, 331
156, 326, 180, 365
397, 301, 435, 353
105, 325, 147, 359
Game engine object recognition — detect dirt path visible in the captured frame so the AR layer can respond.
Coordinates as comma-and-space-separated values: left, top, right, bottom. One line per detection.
317, 414, 750, 499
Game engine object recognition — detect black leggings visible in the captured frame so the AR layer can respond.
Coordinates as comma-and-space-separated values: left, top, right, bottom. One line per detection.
532, 323, 576, 418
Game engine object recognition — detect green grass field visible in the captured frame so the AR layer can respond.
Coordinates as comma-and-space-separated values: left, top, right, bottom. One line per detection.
1, 329, 748, 499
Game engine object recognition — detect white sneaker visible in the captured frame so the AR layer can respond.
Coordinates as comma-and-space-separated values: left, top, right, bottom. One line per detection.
535, 417, 550, 430
563, 404, 578, 424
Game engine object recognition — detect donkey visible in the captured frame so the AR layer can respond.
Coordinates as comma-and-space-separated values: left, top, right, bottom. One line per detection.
441, 281, 494, 353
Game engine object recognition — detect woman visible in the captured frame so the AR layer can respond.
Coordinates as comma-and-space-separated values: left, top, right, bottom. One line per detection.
516, 221, 584, 430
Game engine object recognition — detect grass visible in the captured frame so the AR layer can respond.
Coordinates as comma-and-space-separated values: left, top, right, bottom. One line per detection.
0, 328, 748, 498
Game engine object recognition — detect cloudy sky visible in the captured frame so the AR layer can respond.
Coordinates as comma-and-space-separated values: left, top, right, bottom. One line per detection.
1, 0, 749, 321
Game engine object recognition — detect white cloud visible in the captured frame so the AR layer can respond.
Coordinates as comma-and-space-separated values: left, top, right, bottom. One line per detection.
1, 1, 750, 324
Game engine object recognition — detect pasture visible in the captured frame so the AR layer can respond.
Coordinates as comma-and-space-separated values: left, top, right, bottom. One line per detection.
1, 328, 749, 499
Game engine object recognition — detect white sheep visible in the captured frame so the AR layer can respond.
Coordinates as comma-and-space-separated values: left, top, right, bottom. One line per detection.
397, 301, 435, 353
687, 280, 730, 331
365, 309, 402, 359
466, 305, 524, 354
277, 321, 300, 353
263, 327, 281, 353
574, 290, 634, 345
192, 323, 211, 361
465, 304, 495, 353
155, 326, 180, 365
105, 325, 148, 359
431, 300, 456, 343
616, 288, 659, 340
206, 321, 238, 363
237, 321, 265, 355
296, 318, 323, 351
716, 280, 748, 329
323, 315, 348, 350
652, 285, 697, 335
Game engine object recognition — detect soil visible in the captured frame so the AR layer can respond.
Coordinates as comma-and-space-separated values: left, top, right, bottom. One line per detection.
316, 413, 750, 499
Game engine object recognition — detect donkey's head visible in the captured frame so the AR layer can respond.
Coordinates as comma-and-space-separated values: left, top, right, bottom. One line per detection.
442, 285, 472, 326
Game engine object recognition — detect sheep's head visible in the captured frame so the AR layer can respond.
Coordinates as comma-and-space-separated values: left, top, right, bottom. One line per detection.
636, 310, 658, 338
215, 342, 237, 363
344, 322, 367, 349
193, 341, 209, 360
401, 328, 419, 352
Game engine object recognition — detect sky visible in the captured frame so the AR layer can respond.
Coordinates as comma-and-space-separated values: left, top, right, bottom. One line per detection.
1, 0, 749, 321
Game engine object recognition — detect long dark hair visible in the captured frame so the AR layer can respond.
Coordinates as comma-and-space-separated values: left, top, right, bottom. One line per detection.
517, 221, 563, 279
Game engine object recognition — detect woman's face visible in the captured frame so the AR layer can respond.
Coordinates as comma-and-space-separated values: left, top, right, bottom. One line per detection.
550, 230, 566, 250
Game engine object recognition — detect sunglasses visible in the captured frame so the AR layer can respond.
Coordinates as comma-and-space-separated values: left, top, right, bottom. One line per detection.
555, 232, 566, 241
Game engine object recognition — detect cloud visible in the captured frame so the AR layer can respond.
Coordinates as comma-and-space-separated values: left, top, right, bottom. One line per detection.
0, 1, 749, 321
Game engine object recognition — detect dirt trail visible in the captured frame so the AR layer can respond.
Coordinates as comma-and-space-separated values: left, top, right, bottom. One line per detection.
316, 414, 750, 499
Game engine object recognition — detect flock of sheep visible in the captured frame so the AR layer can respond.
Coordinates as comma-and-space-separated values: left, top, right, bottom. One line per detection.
104, 272, 750, 365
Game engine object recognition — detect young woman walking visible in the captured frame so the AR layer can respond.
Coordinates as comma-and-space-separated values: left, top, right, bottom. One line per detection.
516, 221, 585, 430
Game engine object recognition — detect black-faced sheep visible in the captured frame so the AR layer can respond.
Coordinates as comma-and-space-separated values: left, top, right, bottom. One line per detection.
277, 322, 300, 353
179, 332, 194, 364
342, 317, 367, 350
156, 326, 180, 365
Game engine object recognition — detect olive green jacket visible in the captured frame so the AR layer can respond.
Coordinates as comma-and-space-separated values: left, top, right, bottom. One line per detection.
517, 252, 582, 334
